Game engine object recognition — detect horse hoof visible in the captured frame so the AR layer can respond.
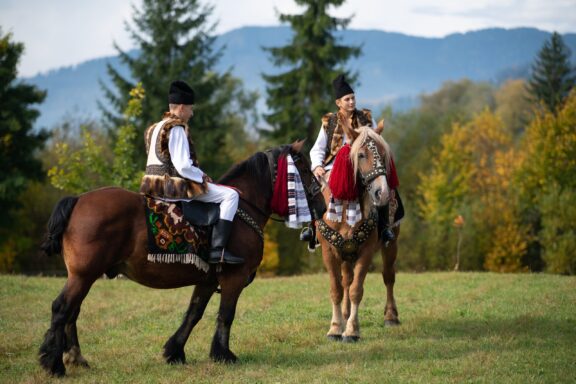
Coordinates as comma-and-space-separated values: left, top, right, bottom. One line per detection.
63, 347, 90, 368
384, 319, 401, 327
166, 355, 186, 365
210, 350, 238, 364
342, 335, 360, 343
326, 334, 342, 342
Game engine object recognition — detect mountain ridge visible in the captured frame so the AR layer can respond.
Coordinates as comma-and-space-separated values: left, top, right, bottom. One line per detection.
25, 26, 576, 129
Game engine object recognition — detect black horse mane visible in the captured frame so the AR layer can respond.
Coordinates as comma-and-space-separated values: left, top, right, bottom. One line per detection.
218, 146, 290, 200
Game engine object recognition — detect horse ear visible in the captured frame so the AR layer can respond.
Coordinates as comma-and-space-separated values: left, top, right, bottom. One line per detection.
291, 139, 306, 153
375, 119, 384, 135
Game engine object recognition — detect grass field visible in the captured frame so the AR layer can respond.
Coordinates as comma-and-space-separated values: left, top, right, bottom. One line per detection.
1, 272, 575, 383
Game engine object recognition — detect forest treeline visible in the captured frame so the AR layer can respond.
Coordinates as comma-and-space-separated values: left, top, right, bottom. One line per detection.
1, 0, 574, 275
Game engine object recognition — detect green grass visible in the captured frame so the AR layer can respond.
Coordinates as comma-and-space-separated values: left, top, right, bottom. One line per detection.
1, 272, 575, 383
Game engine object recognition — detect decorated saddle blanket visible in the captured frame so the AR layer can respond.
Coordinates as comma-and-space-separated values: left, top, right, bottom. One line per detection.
143, 196, 210, 272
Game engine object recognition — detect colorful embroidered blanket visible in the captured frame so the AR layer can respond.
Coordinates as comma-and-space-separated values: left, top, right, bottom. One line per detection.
144, 196, 210, 272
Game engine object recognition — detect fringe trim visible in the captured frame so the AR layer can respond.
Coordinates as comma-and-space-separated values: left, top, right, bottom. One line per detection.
147, 253, 209, 272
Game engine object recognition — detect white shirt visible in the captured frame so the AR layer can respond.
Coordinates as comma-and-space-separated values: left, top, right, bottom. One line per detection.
309, 117, 377, 171
168, 126, 205, 183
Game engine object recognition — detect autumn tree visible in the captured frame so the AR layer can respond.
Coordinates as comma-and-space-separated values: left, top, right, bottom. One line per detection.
516, 90, 576, 274
49, 84, 145, 193
417, 110, 527, 271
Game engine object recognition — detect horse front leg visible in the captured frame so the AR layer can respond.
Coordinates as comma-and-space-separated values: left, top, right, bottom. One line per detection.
341, 262, 354, 321
322, 246, 344, 341
164, 282, 218, 364
342, 255, 371, 343
210, 271, 247, 363
381, 226, 400, 326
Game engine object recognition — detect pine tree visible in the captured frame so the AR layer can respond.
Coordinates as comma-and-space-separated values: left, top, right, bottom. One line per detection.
0, 30, 48, 228
101, 0, 256, 177
262, 0, 361, 146
527, 32, 576, 114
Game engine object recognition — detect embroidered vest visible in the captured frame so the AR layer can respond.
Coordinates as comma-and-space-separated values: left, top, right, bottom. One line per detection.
322, 108, 372, 166
139, 113, 207, 199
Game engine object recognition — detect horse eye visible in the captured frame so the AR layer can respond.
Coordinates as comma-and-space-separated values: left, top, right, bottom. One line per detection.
359, 152, 366, 159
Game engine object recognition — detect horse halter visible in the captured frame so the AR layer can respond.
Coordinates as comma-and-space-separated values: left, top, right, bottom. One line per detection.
358, 138, 387, 187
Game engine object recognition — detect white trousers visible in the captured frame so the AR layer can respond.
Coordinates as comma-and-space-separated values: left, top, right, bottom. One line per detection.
191, 183, 239, 221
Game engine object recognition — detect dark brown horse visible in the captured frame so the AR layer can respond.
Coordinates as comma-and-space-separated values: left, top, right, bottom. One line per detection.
38, 142, 326, 377
316, 127, 400, 342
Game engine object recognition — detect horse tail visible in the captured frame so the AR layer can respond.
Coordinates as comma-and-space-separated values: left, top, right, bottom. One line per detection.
40, 196, 79, 257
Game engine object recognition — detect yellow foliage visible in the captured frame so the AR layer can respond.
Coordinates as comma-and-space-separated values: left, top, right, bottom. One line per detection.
0, 238, 17, 273
258, 228, 279, 276
418, 108, 530, 271
518, 90, 576, 203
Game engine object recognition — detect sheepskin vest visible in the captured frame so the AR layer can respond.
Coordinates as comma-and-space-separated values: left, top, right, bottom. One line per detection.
139, 113, 207, 199
322, 108, 372, 166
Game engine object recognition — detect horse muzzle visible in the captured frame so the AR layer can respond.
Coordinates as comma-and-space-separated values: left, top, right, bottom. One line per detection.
368, 176, 390, 207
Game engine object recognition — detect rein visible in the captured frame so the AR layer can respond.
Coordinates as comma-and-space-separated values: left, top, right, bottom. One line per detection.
236, 207, 264, 241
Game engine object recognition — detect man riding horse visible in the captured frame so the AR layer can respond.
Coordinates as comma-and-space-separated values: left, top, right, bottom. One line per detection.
140, 80, 242, 264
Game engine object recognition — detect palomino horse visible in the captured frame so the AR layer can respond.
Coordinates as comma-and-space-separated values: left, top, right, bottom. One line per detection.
316, 126, 400, 342
38, 142, 326, 377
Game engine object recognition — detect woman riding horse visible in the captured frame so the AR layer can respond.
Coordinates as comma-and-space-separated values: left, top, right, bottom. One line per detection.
316, 126, 401, 342
38, 143, 326, 377
309, 74, 403, 335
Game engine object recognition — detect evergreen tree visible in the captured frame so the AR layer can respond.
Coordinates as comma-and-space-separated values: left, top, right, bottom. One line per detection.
262, 0, 361, 146
527, 32, 576, 114
0, 30, 48, 228
101, 0, 255, 177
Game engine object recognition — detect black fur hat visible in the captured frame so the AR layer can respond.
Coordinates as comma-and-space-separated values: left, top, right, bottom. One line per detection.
168, 80, 195, 105
332, 74, 354, 100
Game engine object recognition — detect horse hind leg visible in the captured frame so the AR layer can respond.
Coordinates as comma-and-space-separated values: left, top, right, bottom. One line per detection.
163, 283, 217, 364
39, 275, 95, 376
62, 307, 89, 368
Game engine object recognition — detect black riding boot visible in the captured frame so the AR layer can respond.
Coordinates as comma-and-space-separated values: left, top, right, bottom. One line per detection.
208, 219, 244, 264
377, 204, 395, 243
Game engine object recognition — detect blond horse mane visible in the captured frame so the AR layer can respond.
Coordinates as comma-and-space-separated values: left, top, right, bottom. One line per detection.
350, 126, 392, 179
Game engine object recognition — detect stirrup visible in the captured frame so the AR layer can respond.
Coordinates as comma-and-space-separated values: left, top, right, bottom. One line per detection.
300, 226, 313, 242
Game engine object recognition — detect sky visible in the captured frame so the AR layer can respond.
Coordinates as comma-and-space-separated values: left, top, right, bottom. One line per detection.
1, 0, 575, 77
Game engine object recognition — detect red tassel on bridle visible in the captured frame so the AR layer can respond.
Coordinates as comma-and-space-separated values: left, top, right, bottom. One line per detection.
329, 144, 358, 201
270, 154, 289, 216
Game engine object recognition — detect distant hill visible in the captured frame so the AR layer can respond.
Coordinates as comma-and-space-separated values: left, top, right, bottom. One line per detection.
26, 26, 576, 130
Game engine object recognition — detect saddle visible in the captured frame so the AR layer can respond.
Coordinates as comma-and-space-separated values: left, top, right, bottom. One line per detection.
143, 196, 220, 271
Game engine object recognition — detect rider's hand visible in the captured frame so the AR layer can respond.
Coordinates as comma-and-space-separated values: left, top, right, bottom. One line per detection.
203, 174, 213, 183
313, 166, 325, 180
